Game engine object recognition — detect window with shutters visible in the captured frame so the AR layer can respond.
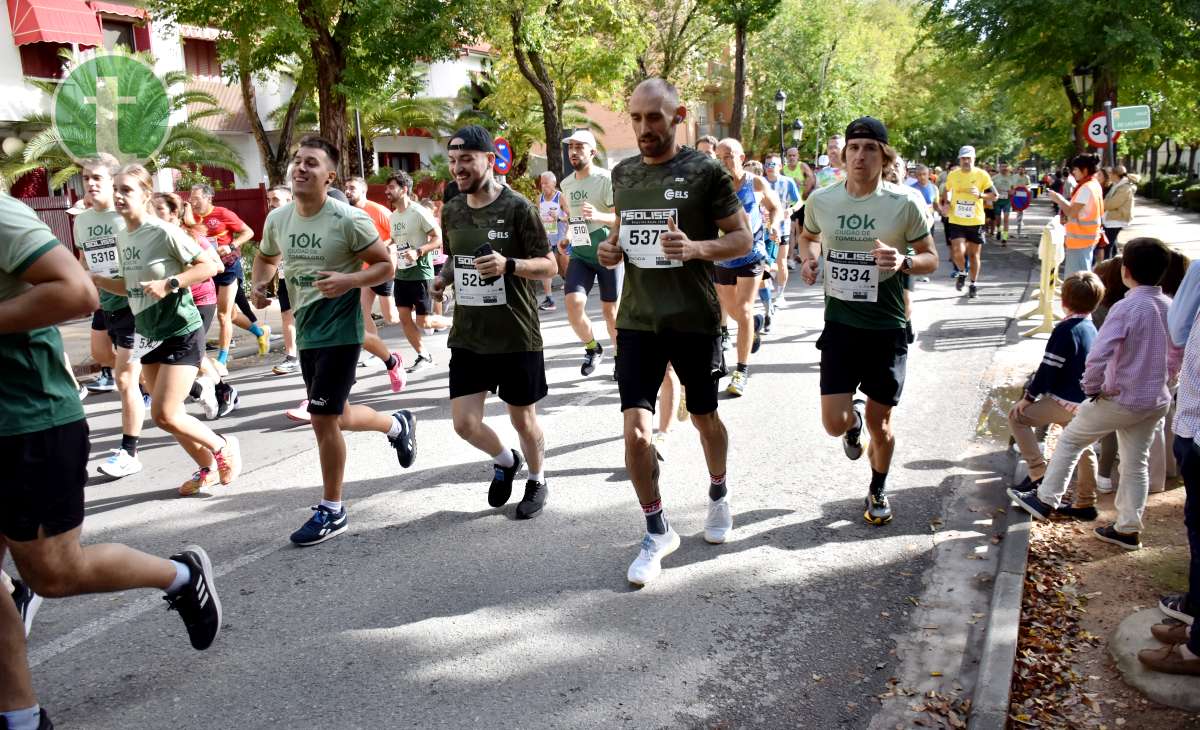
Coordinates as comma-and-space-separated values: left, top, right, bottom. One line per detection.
101, 20, 136, 51
19, 42, 72, 79
183, 39, 220, 77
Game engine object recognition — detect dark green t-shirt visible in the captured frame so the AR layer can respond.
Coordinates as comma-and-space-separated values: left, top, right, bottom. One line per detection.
442, 186, 550, 354
611, 147, 741, 334
0, 194, 85, 436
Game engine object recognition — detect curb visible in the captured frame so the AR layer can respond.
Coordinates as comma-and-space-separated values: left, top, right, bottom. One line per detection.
968, 478, 1032, 730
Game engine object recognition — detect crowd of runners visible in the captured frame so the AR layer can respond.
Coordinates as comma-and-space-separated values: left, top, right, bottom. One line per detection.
8, 71, 1140, 727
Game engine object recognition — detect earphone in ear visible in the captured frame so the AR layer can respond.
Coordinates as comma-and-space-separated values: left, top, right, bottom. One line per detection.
674, 115, 684, 124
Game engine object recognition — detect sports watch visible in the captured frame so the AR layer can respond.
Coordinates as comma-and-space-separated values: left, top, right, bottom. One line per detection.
900, 256, 913, 273
167, 277, 181, 292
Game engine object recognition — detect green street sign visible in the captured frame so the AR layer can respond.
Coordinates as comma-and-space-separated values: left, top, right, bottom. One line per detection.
1112, 105, 1152, 132
53, 52, 170, 165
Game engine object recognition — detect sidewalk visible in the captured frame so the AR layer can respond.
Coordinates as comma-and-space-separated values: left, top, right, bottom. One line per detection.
1124, 197, 1200, 258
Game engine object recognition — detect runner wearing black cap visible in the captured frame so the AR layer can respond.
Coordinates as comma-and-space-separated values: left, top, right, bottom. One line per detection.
798, 116, 938, 525
433, 125, 558, 519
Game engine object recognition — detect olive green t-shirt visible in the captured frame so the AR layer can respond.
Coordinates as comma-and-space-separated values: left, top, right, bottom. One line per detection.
560, 167, 614, 265
442, 186, 550, 354
74, 207, 128, 312
119, 216, 204, 340
390, 202, 438, 282
803, 180, 930, 330
0, 194, 85, 436
611, 146, 741, 334
260, 197, 380, 351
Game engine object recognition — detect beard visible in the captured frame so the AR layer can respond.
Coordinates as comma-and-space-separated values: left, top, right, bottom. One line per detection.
460, 173, 487, 195
570, 156, 588, 171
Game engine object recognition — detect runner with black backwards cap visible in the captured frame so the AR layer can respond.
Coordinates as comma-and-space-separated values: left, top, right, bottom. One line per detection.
599, 78, 752, 586
799, 117, 938, 525
433, 126, 558, 519
943, 145, 996, 298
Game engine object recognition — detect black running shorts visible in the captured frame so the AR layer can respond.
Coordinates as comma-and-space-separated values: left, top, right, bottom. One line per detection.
301, 343, 361, 415
90, 308, 106, 331
713, 261, 764, 286
947, 223, 985, 246
448, 349, 548, 406
141, 327, 205, 367
816, 320, 908, 407
394, 279, 433, 316
564, 258, 623, 303
1, 419, 89, 541
616, 329, 723, 416
104, 306, 136, 350
370, 280, 395, 297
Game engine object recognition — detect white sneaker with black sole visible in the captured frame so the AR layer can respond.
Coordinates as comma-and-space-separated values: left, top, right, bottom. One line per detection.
627, 528, 681, 586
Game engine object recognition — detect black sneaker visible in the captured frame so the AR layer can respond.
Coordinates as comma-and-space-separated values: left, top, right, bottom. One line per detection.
538, 297, 556, 312
1056, 503, 1099, 521
216, 383, 239, 417
956, 272, 966, 291
762, 312, 772, 334
489, 450, 523, 507
516, 479, 548, 520
1093, 523, 1141, 550
10, 578, 42, 638
612, 354, 619, 382
581, 343, 603, 377
290, 505, 348, 546
1160, 594, 1196, 625
864, 490, 892, 525
842, 398, 865, 460
751, 314, 764, 354
968, 283, 978, 299
405, 352, 434, 373
1012, 475, 1042, 493
389, 410, 417, 468
1007, 488, 1054, 520
163, 546, 222, 650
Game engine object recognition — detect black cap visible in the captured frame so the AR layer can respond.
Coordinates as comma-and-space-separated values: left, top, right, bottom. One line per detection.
845, 116, 889, 145
448, 125, 495, 153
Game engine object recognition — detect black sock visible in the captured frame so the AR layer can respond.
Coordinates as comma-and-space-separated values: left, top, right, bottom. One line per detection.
101, 366, 113, 379
121, 433, 139, 456
709, 473, 727, 501
384, 354, 399, 370
189, 382, 202, 399
870, 469, 887, 494
721, 326, 730, 337
139, 384, 149, 397
642, 499, 668, 534
736, 363, 748, 374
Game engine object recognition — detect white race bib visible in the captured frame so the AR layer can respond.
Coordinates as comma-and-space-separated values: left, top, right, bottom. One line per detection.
131, 332, 162, 361
83, 237, 120, 276
395, 244, 418, 270
825, 250, 879, 303
955, 199, 976, 220
567, 217, 591, 248
619, 209, 681, 269
453, 255, 507, 306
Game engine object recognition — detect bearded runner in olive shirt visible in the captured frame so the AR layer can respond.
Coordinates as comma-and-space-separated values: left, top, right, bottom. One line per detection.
252, 136, 417, 547
799, 116, 938, 526
598, 78, 752, 587
433, 125, 558, 520
0, 194, 224, 730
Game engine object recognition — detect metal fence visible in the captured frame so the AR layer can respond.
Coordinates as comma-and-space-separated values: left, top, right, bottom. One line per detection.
22, 195, 77, 249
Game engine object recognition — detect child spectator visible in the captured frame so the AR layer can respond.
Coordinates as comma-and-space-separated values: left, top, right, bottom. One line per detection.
1091, 257, 1129, 493
1008, 271, 1104, 519
1009, 238, 1182, 550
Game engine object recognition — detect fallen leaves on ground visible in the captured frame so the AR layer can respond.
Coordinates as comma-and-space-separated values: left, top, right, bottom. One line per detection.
1009, 521, 1104, 728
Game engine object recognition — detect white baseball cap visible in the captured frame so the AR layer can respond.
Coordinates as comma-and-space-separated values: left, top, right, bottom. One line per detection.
958, 145, 976, 159
66, 199, 88, 216
817, 154, 830, 166
562, 129, 597, 147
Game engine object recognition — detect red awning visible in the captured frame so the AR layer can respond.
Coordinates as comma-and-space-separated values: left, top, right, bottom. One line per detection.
88, 0, 145, 19
7, 0, 103, 46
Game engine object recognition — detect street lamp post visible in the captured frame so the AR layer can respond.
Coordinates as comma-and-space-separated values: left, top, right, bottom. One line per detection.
791, 119, 804, 153
774, 89, 787, 159
1070, 66, 1093, 153
920, 145, 927, 163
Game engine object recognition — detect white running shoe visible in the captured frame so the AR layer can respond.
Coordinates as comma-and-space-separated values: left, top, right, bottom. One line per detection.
704, 498, 733, 544
196, 376, 219, 420
98, 448, 143, 478
627, 528, 681, 586
1096, 475, 1114, 494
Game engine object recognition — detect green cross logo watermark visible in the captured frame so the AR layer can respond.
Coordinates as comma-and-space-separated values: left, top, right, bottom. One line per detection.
52, 53, 169, 165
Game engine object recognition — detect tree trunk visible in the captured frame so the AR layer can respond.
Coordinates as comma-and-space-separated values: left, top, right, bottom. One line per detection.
730, 22, 746, 140
297, 0, 349, 179
510, 10, 563, 181
1091, 66, 1118, 164
1174, 142, 1184, 171
1060, 74, 1089, 154
237, 40, 312, 185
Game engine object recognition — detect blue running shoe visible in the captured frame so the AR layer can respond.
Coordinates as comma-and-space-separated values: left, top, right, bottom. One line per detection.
290, 505, 348, 546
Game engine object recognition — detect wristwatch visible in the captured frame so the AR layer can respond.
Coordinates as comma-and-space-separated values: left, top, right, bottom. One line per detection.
167, 277, 181, 292
900, 256, 913, 273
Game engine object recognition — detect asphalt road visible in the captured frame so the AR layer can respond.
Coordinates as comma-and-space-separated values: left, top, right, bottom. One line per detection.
13, 208, 1045, 728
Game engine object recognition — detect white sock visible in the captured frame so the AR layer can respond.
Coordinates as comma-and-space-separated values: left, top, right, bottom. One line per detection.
386, 416, 403, 439
493, 448, 515, 468
0, 706, 40, 730
319, 499, 343, 513
166, 559, 191, 594
528, 469, 544, 483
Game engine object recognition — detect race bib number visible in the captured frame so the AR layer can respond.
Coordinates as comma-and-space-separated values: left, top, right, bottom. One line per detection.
619, 209, 681, 269
131, 332, 162, 361
955, 199, 976, 219
567, 217, 591, 248
453, 254, 507, 306
825, 250, 879, 303
83, 237, 120, 276
541, 207, 559, 234
395, 244, 418, 270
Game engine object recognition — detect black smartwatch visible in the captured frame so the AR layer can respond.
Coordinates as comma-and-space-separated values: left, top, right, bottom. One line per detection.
505, 257, 517, 276
167, 277, 181, 292
900, 256, 913, 273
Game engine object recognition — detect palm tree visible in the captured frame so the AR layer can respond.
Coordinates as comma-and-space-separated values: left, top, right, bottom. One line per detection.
0, 47, 245, 193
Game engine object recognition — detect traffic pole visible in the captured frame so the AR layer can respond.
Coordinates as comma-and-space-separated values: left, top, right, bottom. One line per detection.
1103, 100, 1115, 166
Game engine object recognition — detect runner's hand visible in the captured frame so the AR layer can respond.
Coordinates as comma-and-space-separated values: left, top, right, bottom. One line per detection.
871, 240, 902, 271
968, 187, 981, 198
598, 237, 622, 267
251, 282, 272, 309
400, 249, 418, 265
431, 277, 446, 301
475, 252, 506, 278
801, 258, 819, 285
660, 216, 694, 261
314, 271, 354, 298
139, 279, 169, 301
580, 202, 595, 220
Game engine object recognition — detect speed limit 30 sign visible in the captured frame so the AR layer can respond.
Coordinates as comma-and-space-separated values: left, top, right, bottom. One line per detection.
1084, 111, 1122, 148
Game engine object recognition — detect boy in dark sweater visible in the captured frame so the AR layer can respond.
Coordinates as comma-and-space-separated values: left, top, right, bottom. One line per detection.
1008, 271, 1105, 519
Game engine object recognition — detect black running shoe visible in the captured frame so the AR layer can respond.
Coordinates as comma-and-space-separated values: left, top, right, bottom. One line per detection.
1160, 594, 1196, 625
10, 578, 42, 638
864, 491, 892, 525
968, 283, 978, 299
290, 505, 348, 546
489, 450, 523, 507
752, 314, 764, 354
163, 546, 222, 650
842, 398, 865, 460
389, 410, 417, 468
1093, 523, 1141, 551
216, 384, 239, 417
405, 352, 434, 373
516, 479, 548, 519
1057, 503, 1099, 521
1012, 475, 1042, 493
956, 272, 967, 291
1007, 489, 1054, 520
581, 343, 603, 377
762, 312, 772, 334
